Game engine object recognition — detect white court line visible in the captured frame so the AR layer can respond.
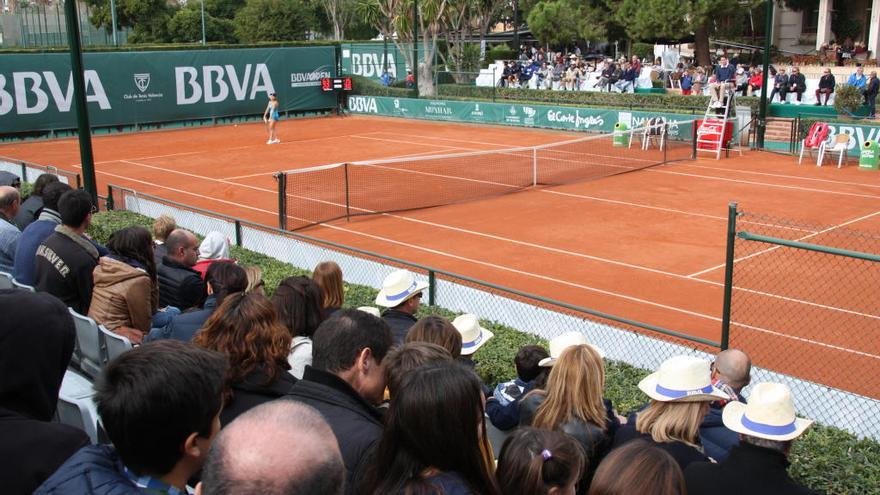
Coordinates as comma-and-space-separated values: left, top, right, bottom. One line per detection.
734, 321, 880, 360
687, 209, 880, 278
651, 169, 880, 200
675, 162, 880, 190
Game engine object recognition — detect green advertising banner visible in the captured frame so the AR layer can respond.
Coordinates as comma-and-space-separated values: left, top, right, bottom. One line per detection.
0, 46, 337, 134
340, 42, 426, 83
346, 95, 697, 138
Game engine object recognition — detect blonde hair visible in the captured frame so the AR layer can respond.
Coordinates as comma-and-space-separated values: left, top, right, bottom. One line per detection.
312, 261, 344, 309
243, 265, 264, 294
152, 214, 176, 242
635, 401, 708, 448
532, 345, 607, 431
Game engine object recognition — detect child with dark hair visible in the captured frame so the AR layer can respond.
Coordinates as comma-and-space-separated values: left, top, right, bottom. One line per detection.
486, 344, 550, 431
35, 340, 228, 495
496, 427, 585, 495
270, 276, 325, 378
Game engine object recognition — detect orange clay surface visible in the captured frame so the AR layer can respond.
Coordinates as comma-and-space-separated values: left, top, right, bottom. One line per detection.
2, 114, 878, 397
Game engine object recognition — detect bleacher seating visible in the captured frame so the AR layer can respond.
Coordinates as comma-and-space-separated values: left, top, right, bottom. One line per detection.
69, 308, 108, 379
56, 369, 103, 444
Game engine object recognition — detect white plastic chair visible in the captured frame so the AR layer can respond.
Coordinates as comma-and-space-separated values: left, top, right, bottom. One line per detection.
817, 133, 851, 168
99, 325, 132, 363
69, 308, 106, 379
0, 271, 13, 289
56, 369, 101, 444
11, 279, 36, 292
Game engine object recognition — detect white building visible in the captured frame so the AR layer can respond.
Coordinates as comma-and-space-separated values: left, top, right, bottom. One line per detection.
773, 0, 879, 57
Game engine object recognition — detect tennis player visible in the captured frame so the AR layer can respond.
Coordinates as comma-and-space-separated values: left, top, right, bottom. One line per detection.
263, 93, 281, 144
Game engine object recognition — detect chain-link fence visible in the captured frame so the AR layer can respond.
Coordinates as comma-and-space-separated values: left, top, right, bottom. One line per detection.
2, 2, 129, 48
722, 203, 880, 438
0, 156, 82, 188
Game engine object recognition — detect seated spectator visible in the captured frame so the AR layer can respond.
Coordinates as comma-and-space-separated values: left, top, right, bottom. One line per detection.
405, 315, 463, 358
701, 349, 751, 462
595, 59, 617, 91
153, 261, 248, 342
383, 342, 452, 398
611, 356, 727, 470
375, 269, 427, 344
0, 289, 89, 495
151, 214, 176, 266
847, 65, 867, 89
496, 427, 584, 495
782, 67, 806, 104
35, 340, 227, 495
589, 440, 686, 495
197, 401, 345, 495
709, 56, 736, 107
747, 67, 763, 96
520, 335, 618, 489
630, 54, 642, 74
379, 69, 394, 87
88, 226, 159, 344
692, 66, 707, 94
486, 344, 549, 431
405, 70, 415, 89
313, 260, 344, 318
552, 61, 566, 90
193, 231, 234, 280
865, 71, 879, 119
614, 62, 637, 93
814, 68, 836, 106
14, 173, 58, 230
243, 264, 264, 294
0, 171, 21, 189
685, 383, 817, 495
361, 362, 501, 495
271, 276, 325, 379
0, 185, 21, 273
452, 313, 494, 361
769, 68, 788, 103
194, 292, 296, 426
734, 67, 749, 96
158, 228, 207, 311
286, 309, 392, 495
13, 182, 71, 285
34, 189, 99, 315
680, 70, 694, 95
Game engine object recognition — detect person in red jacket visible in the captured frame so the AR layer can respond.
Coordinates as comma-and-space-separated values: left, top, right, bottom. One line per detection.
747, 67, 763, 96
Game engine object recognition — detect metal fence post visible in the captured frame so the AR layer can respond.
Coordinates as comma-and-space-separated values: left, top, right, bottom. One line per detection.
20, 162, 27, 182
344, 163, 351, 222
691, 122, 698, 160
105, 185, 114, 211
720, 201, 738, 350
275, 172, 288, 230
428, 270, 436, 306
234, 220, 243, 247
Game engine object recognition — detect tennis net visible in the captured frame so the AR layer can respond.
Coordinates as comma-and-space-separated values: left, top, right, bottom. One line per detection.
276, 120, 697, 231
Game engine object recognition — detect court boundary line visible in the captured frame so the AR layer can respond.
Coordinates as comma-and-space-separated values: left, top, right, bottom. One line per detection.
673, 162, 880, 190
651, 169, 880, 200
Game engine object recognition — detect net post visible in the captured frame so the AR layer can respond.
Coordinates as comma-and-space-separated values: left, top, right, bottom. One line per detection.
275, 172, 288, 230
344, 163, 351, 222
720, 201, 738, 350
691, 121, 698, 160
532, 148, 538, 186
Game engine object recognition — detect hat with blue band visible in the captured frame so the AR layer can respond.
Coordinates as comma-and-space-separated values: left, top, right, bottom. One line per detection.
375, 270, 429, 308
638, 356, 729, 403
722, 382, 813, 441
452, 314, 493, 356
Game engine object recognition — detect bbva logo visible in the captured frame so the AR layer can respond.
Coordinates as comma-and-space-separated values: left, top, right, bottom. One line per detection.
349, 96, 378, 113
0, 71, 111, 116
176, 64, 275, 105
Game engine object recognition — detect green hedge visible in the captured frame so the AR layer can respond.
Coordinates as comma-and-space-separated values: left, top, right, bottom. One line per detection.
86, 209, 880, 494
0, 40, 339, 54
350, 75, 417, 99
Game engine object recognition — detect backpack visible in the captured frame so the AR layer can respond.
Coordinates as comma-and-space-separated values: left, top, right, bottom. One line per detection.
804, 122, 830, 149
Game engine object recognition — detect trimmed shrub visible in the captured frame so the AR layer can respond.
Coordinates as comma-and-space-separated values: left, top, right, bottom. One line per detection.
350, 75, 417, 99
834, 84, 866, 116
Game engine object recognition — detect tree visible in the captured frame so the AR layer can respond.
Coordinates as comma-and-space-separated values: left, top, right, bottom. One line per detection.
521, 0, 615, 47
167, 6, 239, 43
233, 0, 316, 42
322, 0, 356, 39
84, 0, 177, 43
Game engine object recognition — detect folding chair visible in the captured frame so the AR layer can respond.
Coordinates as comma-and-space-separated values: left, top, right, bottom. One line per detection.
798, 122, 830, 164
69, 308, 107, 379
0, 271, 13, 289
56, 369, 101, 444
817, 133, 851, 168
99, 325, 133, 363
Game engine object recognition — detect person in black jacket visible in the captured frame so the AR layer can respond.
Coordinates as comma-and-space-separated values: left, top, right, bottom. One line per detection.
0, 289, 89, 495
286, 309, 392, 495
865, 71, 879, 118
814, 68, 836, 106
14, 173, 59, 231
700, 349, 751, 462
33, 189, 99, 315
193, 292, 298, 426
375, 269, 428, 344
35, 340, 228, 495
158, 229, 206, 311
685, 383, 817, 495
782, 67, 806, 103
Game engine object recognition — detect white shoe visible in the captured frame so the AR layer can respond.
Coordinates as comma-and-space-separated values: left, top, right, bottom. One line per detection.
271, 139, 281, 144
267, 139, 273, 144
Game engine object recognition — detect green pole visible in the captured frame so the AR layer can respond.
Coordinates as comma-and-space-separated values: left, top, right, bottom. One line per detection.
412, 0, 419, 97
757, 0, 773, 149
63, 0, 98, 203
720, 201, 738, 350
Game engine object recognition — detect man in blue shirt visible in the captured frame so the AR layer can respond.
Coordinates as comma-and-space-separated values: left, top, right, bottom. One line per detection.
0, 185, 21, 274
709, 56, 737, 108
847, 65, 867, 89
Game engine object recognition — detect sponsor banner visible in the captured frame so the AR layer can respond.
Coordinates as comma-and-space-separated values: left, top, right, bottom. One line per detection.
824, 124, 880, 157
340, 43, 426, 82
0, 46, 336, 134
347, 95, 697, 138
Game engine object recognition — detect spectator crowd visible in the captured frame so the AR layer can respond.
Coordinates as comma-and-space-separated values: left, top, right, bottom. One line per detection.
0, 173, 822, 494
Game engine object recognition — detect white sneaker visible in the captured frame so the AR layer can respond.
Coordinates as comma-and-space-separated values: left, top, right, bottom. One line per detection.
267, 139, 273, 144
271, 139, 281, 144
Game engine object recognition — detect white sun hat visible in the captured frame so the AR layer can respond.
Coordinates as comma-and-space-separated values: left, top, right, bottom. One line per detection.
356, 306, 381, 318
374, 270, 429, 308
722, 383, 813, 441
452, 314, 494, 356
638, 356, 729, 402
538, 332, 604, 367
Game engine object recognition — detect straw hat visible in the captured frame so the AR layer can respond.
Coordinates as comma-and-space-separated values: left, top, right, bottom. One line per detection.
638, 356, 728, 402
452, 314, 494, 355
374, 270, 429, 308
356, 306, 381, 318
538, 332, 604, 367
722, 383, 813, 441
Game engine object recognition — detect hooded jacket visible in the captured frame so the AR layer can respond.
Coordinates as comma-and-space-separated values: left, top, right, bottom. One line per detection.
14, 193, 44, 231
34, 225, 100, 315
0, 289, 90, 495
192, 232, 234, 280
88, 256, 158, 340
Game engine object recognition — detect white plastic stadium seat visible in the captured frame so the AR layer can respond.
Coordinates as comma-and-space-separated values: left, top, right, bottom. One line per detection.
56, 369, 101, 444
0, 271, 13, 289
99, 325, 133, 362
11, 279, 36, 292
69, 308, 107, 379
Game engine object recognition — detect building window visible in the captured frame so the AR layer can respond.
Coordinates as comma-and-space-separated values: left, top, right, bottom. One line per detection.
802, 6, 820, 34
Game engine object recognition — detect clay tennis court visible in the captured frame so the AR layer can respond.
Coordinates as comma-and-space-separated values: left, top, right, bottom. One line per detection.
2, 114, 878, 397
